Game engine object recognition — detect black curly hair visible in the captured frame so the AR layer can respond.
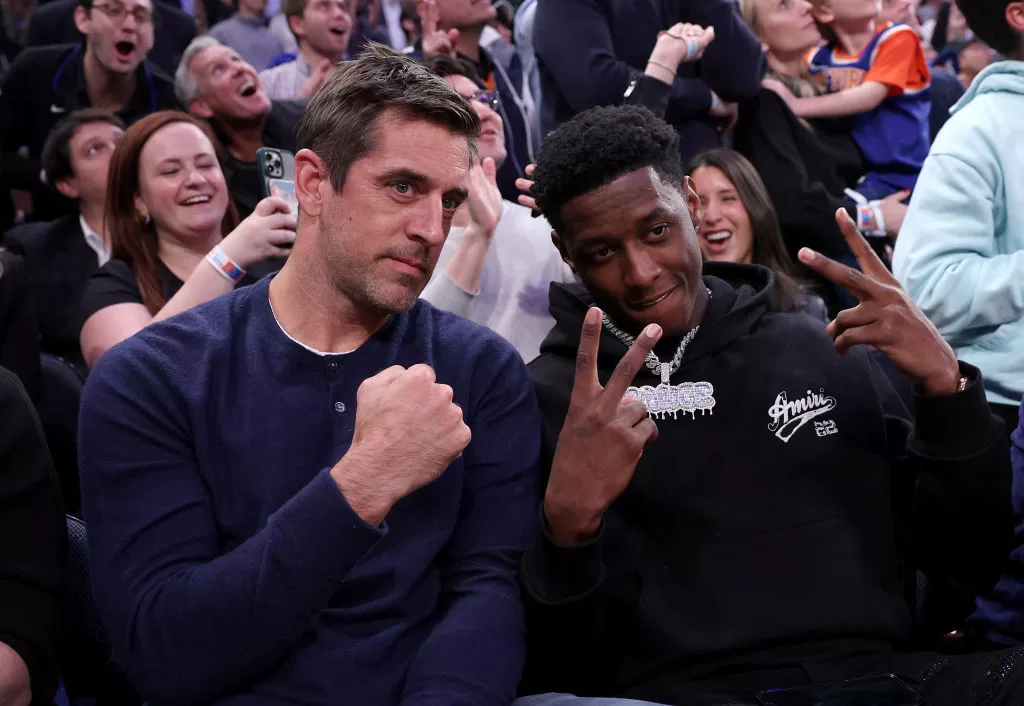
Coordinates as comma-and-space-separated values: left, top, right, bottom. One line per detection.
532, 105, 684, 235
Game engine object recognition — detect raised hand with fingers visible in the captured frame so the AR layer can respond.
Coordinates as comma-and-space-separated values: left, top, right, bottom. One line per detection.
515, 163, 537, 213
543, 308, 663, 545
465, 157, 503, 238
418, 0, 460, 57
797, 209, 962, 397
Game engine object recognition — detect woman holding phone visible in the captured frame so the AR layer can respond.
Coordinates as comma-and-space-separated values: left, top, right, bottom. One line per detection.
80, 111, 295, 368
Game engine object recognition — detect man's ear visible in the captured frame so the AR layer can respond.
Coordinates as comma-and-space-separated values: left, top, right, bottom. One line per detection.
190, 97, 214, 119
1007, 1, 1024, 34
294, 148, 327, 218
682, 176, 702, 232
551, 230, 575, 273
54, 177, 80, 201
288, 15, 306, 41
73, 5, 90, 35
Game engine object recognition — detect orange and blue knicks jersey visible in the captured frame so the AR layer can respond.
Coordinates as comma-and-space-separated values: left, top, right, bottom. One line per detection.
806, 22, 931, 193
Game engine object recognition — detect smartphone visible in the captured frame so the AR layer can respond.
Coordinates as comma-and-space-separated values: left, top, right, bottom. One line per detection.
257, 147, 299, 218
757, 674, 921, 706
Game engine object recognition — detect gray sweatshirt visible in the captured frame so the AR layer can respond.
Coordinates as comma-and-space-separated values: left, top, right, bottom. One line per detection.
421, 200, 576, 363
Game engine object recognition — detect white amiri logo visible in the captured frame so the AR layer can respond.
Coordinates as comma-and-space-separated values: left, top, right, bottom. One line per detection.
767, 388, 837, 443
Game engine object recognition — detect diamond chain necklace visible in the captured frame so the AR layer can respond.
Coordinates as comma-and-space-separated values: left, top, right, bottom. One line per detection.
601, 287, 711, 384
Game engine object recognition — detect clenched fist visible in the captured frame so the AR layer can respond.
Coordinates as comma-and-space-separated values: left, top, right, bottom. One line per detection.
331, 364, 471, 525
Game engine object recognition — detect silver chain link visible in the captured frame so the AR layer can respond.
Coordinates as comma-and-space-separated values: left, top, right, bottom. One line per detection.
600, 287, 711, 381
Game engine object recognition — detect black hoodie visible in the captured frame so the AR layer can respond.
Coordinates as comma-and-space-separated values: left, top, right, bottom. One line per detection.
520, 263, 1012, 703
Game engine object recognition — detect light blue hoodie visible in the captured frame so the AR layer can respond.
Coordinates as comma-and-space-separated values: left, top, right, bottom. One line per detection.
894, 61, 1024, 407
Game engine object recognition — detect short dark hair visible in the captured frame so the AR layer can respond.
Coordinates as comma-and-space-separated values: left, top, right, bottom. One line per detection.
41, 109, 125, 188
298, 42, 480, 192
532, 105, 683, 235
421, 54, 480, 84
957, 0, 1022, 58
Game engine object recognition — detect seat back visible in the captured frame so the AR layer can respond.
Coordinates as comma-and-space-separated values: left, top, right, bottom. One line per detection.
60, 515, 141, 705
38, 355, 86, 515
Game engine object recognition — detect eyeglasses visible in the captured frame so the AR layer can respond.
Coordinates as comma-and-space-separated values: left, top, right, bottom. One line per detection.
462, 90, 499, 112
92, 2, 153, 25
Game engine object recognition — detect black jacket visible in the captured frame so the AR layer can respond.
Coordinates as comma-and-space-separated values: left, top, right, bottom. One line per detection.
0, 366, 65, 705
0, 251, 39, 402
26, 0, 197, 77
534, 0, 765, 165
0, 43, 179, 227
520, 263, 1013, 702
4, 216, 98, 368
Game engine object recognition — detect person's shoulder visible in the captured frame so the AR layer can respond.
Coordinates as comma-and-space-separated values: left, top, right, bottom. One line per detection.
92, 281, 263, 386
8, 42, 72, 76
3, 217, 75, 255
144, 60, 177, 93
497, 199, 552, 239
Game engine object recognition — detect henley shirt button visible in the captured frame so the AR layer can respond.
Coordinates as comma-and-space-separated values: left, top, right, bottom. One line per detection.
328, 360, 339, 370
334, 401, 346, 413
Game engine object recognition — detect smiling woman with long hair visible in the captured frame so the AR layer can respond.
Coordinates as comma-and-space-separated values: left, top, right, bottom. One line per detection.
688, 148, 828, 321
79, 110, 297, 368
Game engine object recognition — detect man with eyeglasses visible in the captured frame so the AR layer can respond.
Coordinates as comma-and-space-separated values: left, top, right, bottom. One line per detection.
421, 54, 575, 364
0, 0, 178, 229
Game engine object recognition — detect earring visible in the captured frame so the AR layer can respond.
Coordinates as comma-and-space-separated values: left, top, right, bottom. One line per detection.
145, 215, 151, 225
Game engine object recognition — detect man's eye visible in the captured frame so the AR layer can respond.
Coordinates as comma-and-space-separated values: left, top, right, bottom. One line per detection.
442, 197, 457, 211
393, 182, 411, 195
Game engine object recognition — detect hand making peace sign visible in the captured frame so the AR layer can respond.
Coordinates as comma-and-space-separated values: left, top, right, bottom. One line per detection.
543, 307, 663, 545
798, 210, 962, 397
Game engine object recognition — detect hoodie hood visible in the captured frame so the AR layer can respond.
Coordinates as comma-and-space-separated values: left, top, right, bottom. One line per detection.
538, 262, 774, 370
952, 60, 1024, 113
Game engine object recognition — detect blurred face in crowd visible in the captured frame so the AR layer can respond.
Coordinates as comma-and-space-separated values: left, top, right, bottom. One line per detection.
959, 42, 994, 87
292, 0, 353, 60
690, 165, 755, 265
75, 0, 155, 75
56, 120, 125, 209
755, 0, 822, 58
238, 0, 269, 17
188, 44, 272, 123
553, 168, 705, 338
442, 74, 506, 168
813, 0, 884, 28
296, 109, 471, 314
435, 0, 495, 30
879, 0, 920, 30
134, 122, 230, 243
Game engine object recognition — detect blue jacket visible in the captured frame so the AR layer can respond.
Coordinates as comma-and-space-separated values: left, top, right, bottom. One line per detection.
78, 276, 541, 705
533, 0, 765, 164
893, 61, 1024, 407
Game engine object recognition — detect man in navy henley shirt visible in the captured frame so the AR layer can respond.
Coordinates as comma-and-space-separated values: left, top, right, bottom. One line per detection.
78, 44, 541, 706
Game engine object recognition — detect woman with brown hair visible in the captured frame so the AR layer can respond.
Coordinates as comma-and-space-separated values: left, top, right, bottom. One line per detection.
688, 148, 828, 321
79, 111, 295, 368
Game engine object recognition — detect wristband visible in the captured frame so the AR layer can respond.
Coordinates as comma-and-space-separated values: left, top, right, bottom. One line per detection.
709, 92, 719, 113
206, 245, 246, 283
868, 199, 886, 237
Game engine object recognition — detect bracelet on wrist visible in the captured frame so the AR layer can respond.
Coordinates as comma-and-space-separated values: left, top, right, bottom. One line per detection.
206, 245, 246, 284
646, 59, 677, 79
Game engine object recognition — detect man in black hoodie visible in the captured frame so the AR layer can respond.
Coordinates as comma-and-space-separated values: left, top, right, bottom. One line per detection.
519, 104, 1022, 705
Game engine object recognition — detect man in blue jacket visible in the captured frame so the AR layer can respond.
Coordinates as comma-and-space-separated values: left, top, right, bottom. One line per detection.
79, 44, 541, 706
534, 0, 766, 164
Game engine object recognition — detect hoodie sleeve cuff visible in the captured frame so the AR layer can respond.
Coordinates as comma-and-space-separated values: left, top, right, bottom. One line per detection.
911, 362, 999, 458
521, 504, 605, 605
